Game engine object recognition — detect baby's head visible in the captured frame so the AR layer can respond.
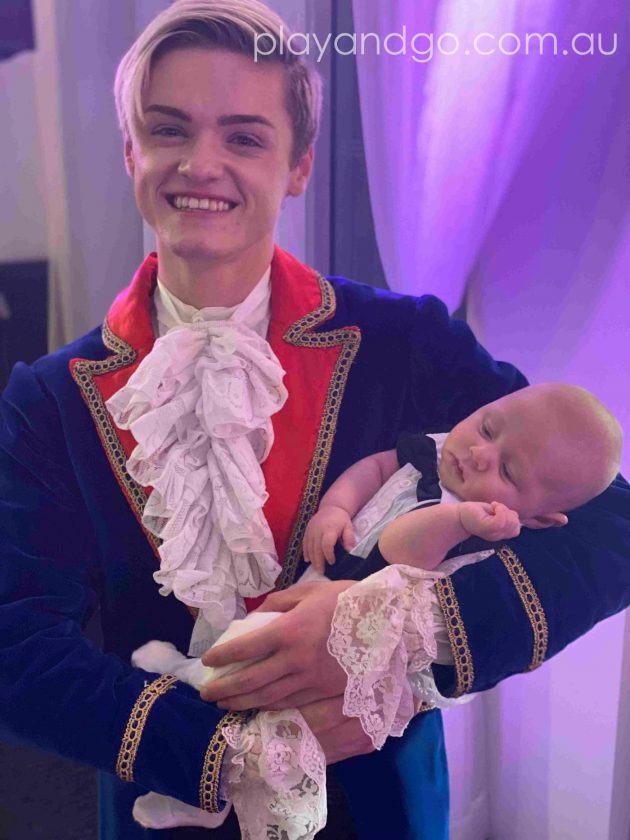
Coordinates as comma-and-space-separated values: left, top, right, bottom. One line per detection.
439, 384, 623, 528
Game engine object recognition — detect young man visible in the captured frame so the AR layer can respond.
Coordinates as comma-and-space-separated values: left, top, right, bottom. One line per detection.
0, 2, 628, 839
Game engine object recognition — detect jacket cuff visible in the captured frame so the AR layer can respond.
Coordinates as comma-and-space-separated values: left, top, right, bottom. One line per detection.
116, 673, 247, 812
432, 543, 548, 697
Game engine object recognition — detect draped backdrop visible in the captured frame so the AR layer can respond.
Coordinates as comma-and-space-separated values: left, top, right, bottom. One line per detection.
353, 0, 630, 837
3, 0, 629, 835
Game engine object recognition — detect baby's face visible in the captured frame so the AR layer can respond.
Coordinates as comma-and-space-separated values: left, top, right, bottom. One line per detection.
439, 389, 575, 521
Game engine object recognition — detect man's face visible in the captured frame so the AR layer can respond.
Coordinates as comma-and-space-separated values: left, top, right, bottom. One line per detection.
439, 389, 576, 521
124, 48, 312, 271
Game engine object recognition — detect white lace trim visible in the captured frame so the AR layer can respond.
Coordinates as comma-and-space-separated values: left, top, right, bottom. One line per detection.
351, 461, 425, 555
327, 557, 490, 749
106, 319, 287, 634
222, 711, 327, 840
131, 640, 327, 839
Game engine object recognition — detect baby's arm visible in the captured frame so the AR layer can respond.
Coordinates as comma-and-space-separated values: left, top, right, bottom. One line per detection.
303, 449, 399, 572
378, 501, 521, 570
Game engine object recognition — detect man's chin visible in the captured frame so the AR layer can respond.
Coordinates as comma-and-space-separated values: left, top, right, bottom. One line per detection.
161, 239, 231, 264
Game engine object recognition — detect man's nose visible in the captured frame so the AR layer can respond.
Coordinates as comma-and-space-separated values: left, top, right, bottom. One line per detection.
179, 137, 225, 180
469, 444, 494, 471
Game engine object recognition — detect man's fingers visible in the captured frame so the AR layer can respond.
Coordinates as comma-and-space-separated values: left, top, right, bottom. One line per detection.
253, 584, 314, 614
259, 685, 327, 710
200, 650, 291, 701
296, 695, 347, 734
201, 619, 282, 667
211, 672, 306, 711
315, 718, 375, 765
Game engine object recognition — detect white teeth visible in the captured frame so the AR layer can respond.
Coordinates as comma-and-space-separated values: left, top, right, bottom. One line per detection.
172, 196, 233, 212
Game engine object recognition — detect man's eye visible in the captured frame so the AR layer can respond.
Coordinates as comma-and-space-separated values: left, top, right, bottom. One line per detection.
230, 134, 262, 148
152, 126, 184, 138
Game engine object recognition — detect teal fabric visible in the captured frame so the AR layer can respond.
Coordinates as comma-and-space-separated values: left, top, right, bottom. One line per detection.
334, 711, 449, 840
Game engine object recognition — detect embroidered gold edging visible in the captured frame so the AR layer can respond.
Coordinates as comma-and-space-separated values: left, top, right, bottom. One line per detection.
73, 323, 200, 620
199, 711, 248, 813
497, 545, 548, 670
435, 578, 474, 697
276, 277, 361, 590
71, 322, 159, 554
116, 674, 177, 782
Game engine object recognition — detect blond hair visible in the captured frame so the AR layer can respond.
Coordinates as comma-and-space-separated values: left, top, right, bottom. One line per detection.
114, 0, 322, 166
522, 383, 623, 509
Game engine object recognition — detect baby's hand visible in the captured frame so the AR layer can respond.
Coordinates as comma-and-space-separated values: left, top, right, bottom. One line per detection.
458, 501, 521, 542
303, 506, 356, 574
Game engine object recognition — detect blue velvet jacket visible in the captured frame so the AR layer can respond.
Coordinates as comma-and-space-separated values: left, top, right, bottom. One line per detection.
1, 247, 629, 839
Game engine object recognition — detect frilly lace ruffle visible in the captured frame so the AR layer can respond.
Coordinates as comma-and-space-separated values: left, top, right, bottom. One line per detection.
131, 640, 327, 839
106, 321, 287, 632
222, 710, 327, 840
327, 561, 481, 750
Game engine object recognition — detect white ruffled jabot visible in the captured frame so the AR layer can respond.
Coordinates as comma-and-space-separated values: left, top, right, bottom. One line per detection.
106, 314, 287, 635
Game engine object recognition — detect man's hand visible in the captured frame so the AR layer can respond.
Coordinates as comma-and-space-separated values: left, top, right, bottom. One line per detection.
297, 696, 375, 764
458, 500, 521, 541
199, 580, 356, 709
302, 507, 356, 573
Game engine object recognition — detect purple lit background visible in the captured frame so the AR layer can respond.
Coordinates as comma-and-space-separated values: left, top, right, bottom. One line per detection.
1, 0, 629, 837
353, 3, 630, 838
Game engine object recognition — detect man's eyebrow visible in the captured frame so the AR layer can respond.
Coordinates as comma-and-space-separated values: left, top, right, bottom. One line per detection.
144, 105, 192, 121
217, 114, 276, 130
143, 106, 275, 131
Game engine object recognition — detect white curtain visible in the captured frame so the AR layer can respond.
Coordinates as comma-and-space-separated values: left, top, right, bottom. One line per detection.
29, 0, 311, 349
29, 0, 147, 348
353, 0, 630, 837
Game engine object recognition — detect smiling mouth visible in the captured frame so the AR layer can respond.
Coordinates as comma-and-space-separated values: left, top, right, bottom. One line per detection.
166, 195, 237, 213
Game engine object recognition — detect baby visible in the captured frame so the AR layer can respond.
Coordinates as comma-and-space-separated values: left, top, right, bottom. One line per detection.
304, 382, 623, 576
133, 383, 622, 838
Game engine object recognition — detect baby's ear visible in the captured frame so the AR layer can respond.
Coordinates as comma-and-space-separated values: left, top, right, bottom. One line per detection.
521, 512, 569, 530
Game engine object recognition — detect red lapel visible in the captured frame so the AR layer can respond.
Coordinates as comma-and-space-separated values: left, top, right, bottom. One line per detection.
86, 254, 158, 463
70, 248, 358, 595
262, 248, 341, 577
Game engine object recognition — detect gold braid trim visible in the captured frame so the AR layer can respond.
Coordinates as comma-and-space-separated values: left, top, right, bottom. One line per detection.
73, 323, 199, 620
71, 322, 159, 554
276, 277, 361, 589
435, 578, 474, 697
116, 674, 178, 782
199, 711, 249, 813
497, 545, 548, 670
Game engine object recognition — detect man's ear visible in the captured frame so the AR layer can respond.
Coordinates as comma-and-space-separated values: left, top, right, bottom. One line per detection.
286, 145, 314, 198
521, 512, 569, 530
124, 137, 135, 178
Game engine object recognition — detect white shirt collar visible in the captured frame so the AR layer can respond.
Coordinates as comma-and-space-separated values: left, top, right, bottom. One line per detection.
153, 266, 272, 339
